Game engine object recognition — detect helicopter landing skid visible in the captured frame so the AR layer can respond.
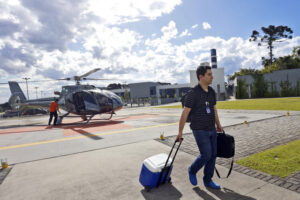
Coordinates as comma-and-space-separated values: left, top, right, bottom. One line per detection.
103, 112, 113, 120
86, 115, 95, 124
86, 112, 114, 123
57, 112, 70, 125
98, 112, 114, 120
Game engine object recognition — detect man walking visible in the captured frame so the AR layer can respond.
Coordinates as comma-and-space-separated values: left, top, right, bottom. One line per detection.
48, 99, 60, 126
177, 62, 223, 189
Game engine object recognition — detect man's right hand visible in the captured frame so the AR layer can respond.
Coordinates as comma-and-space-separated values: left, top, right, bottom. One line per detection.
176, 132, 183, 142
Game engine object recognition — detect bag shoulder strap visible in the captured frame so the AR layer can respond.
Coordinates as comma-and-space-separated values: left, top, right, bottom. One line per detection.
190, 85, 201, 109
215, 157, 234, 178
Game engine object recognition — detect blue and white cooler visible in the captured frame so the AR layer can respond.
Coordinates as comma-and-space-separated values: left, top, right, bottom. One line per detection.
139, 153, 173, 191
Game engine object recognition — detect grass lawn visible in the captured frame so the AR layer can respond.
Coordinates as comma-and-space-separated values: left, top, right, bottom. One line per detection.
156, 97, 300, 110
236, 139, 300, 178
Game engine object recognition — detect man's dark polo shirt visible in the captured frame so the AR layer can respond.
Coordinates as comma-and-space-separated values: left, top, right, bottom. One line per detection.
184, 84, 216, 131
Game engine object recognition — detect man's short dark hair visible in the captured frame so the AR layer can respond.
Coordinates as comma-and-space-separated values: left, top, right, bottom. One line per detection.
196, 65, 211, 80
55, 98, 58, 102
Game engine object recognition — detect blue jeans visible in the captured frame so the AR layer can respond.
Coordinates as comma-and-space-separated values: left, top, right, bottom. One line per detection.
189, 129, 217, 184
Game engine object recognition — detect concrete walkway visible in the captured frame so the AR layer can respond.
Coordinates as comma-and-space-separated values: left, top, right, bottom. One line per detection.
0, 140, 299, 200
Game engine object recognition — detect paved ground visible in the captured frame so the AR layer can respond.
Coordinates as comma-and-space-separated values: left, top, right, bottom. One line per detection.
159, 114, 300, 194
0, 107, 283, 165
0, 105, 299, 199
1, 140, 300, 200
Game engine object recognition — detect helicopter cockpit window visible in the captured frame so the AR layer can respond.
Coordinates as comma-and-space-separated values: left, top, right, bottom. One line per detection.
61, 87, 67, 95
95, 94, 109, 105
95, 93, 112, 112
82, 92, 96, 104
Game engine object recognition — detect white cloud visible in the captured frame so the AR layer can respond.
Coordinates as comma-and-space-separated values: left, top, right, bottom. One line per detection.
87, 0, 182, 24
191, 24, 198, 29
161, 20, 178, 41
1, 0, 300, 103
179, 29, 191, 37
1, 34, 300, 103
83, 25, 142, 60
202, 22, 211, 30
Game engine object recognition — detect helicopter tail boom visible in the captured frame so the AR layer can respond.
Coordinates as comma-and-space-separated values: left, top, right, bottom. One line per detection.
8, 81, 27, 101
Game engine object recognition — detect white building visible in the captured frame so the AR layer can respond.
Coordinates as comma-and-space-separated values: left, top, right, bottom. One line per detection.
189, 68, 226, 100
109, 49, 226, 102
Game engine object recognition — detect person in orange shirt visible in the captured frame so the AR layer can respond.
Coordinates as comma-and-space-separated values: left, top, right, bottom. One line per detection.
48, 99, 61, 126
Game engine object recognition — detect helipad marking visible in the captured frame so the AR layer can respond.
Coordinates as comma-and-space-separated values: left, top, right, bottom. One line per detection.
0, 114, 159, 135
0, 122, 178, 151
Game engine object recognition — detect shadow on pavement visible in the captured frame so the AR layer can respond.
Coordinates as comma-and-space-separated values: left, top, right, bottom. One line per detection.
141, 184, 182, 200
59, 120, 125, 126
0, 123, 42, 129
193, 187, 256, 200
63, 128, 103, 140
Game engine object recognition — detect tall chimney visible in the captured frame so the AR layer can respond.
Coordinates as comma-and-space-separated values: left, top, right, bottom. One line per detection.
211, 49, 217, 68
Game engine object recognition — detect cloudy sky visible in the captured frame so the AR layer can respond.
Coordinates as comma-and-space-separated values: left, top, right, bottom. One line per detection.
0, 0, 300, 103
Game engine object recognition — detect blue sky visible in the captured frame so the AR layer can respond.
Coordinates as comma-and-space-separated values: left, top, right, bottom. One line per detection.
120, 0, 300, 40
0, 0, 300, 103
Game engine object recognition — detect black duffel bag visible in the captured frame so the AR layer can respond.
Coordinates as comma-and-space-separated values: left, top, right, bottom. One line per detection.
217, 131, 235, 158
215, 131, 235, 178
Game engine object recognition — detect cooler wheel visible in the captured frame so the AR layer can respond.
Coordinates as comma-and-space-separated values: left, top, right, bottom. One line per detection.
144, 186, 151, 192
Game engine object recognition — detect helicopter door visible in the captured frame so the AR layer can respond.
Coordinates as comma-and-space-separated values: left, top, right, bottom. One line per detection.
73, 92, 85, 112
81, 92, 99, 111
96, 94, 112, 112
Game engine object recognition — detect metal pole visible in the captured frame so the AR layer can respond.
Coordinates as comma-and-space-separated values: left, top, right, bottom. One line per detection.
23, 77, 30, 100
35, 87, 38, 99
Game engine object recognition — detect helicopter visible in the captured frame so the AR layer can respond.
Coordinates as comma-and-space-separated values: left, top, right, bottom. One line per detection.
5, 68, 123, 124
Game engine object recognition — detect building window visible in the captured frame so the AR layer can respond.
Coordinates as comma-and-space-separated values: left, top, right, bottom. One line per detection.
159, 89, 176, 98
150, 86, 156, 96
179, 87, 191, 97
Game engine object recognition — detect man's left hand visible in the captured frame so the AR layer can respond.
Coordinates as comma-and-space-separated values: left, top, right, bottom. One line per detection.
216, 124, 223, 133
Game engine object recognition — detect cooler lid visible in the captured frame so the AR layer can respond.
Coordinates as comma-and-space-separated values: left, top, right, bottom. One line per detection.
143, 153, 173, 173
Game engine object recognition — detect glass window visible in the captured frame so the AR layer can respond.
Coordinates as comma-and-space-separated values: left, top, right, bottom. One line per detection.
179, 87, 191, 97
96, 93, 110, 105
82, 92, 96, 104
159, 89, 175, 98
150, 86, 156, 96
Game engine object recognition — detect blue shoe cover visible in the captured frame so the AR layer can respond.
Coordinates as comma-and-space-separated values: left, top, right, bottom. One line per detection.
188, 168, 197, 186
204, 181, 220, 189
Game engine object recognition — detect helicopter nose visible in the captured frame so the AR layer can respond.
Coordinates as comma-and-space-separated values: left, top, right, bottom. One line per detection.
112, 97, 123, 110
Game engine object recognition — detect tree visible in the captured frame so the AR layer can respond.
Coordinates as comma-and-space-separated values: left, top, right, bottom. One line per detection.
228, 68, 259, 81
292, 46, 300, 59
262, 55, 300, 73
124, 89, 130, 101
275, 55, 300, 69
251, 73, 268, 98
236, 79, 248, 99
260, 46, 300, 73
107, 83, 122, 89
249, 25, 293, 65
280, 75, 293, 97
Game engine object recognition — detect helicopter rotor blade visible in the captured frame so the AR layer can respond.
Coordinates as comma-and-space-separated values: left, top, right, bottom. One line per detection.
82, 78, 115, 80
0, 80, 59, 84
78, 68, 101, 79
57, 78, 71, 81
0, 68, 106, 85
